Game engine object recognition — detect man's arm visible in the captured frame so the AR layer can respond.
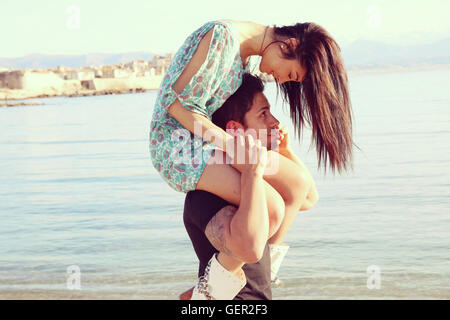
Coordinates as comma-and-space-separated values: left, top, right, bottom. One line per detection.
205, 171, 269, 263
204, 205, 239, 259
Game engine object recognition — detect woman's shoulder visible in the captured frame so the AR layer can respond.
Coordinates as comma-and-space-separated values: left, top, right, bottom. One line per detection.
200, 19, 234, 28
194, 19, 238, 38
186, 20, 240, 57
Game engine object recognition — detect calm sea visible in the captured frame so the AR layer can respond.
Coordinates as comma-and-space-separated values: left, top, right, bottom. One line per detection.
0, 69, 449, 299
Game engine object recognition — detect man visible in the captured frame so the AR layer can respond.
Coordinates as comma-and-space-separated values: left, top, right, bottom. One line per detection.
182, 74, 318, 300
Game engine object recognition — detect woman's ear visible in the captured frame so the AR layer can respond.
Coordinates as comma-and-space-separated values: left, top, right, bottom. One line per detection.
286, 38, 300, 50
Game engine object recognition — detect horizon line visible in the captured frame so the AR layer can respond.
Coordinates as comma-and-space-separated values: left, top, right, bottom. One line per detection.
2, 36, 450, 60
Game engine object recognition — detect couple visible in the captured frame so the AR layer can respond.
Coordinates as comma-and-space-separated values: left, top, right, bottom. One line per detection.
181, 73, 319, 300
148, 19, 353, 300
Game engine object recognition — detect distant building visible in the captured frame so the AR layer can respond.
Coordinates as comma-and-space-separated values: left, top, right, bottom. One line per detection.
56, 65, 68, 73
0, 70, 63, 90
101, 66, 131, 79
1, 55, 169, 95
150, 53, 173, 75
61, 70, 95, 81
0, 70, 23, 89
125, 60, 149, 72
81, 70, 95, 80
94, 69, 103, 78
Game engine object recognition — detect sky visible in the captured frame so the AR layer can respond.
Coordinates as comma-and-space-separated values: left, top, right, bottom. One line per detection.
1, 0, 450, 57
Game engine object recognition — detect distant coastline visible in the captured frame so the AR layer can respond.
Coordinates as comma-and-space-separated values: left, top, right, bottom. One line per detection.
0, 76, 163, 103
2, 36, 449, 106
1, 62, 450, 107
0, 55, 172, 104
347, 63, 450, 76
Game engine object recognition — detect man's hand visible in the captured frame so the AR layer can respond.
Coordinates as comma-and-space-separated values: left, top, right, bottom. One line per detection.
245, 134, 268, 177
230, 133, 268, 176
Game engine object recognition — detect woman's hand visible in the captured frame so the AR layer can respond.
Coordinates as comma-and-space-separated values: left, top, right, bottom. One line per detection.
276, 124, 291, 154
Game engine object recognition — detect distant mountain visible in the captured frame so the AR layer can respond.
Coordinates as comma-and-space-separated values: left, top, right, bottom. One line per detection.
0, 52, 157, 70
1, 37, 450, 71
342, 37, 450, 67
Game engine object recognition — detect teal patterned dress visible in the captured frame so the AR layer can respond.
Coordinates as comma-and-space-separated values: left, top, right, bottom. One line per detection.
149, 20, 245, 193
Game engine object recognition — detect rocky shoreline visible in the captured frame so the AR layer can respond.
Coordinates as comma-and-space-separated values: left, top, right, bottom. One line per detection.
0, 87, 149, 107
0, 78, 159, 105
1, 101, 41, 107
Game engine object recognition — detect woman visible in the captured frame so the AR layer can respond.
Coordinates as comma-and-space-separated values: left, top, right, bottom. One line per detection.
149, 19, 354, 299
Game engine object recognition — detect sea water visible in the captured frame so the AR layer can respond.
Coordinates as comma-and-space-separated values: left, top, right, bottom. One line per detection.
0, 69, 449, 299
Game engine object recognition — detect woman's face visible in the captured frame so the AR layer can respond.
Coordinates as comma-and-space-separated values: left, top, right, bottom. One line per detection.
259, 39, 307, 84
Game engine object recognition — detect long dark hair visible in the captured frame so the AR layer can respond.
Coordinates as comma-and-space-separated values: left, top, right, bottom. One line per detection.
273, 22, 355, 174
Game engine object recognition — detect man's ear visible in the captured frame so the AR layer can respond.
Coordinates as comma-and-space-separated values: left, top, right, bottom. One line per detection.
225, 120, 245, 137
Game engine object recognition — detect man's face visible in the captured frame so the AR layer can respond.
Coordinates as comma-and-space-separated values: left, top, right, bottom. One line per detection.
242, 92, 280, 150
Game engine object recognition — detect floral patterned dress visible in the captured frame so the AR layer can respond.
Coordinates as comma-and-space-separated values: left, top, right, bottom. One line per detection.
149, 20, 245, 193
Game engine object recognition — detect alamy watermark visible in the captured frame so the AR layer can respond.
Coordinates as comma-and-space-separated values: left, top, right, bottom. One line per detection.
366, 5, 382, 30
165, 120, 280, 174
66, 265, 81, 290
66, 5, 81, 30
366, 265, 381, 290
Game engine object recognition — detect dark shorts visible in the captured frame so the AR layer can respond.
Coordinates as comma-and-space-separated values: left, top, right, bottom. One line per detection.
183, 190, 272, 300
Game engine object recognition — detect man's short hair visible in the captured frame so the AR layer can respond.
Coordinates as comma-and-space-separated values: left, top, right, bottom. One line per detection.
212, 73, 264, 130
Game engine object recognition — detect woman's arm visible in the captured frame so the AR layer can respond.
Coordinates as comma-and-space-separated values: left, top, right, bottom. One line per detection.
167, 28, 236, 157
168, 99, 234, 153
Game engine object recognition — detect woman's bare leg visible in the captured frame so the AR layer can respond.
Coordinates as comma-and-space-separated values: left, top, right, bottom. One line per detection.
196, 150, 285, 239
262, 151, 311, 244
224, 149, 311, 245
